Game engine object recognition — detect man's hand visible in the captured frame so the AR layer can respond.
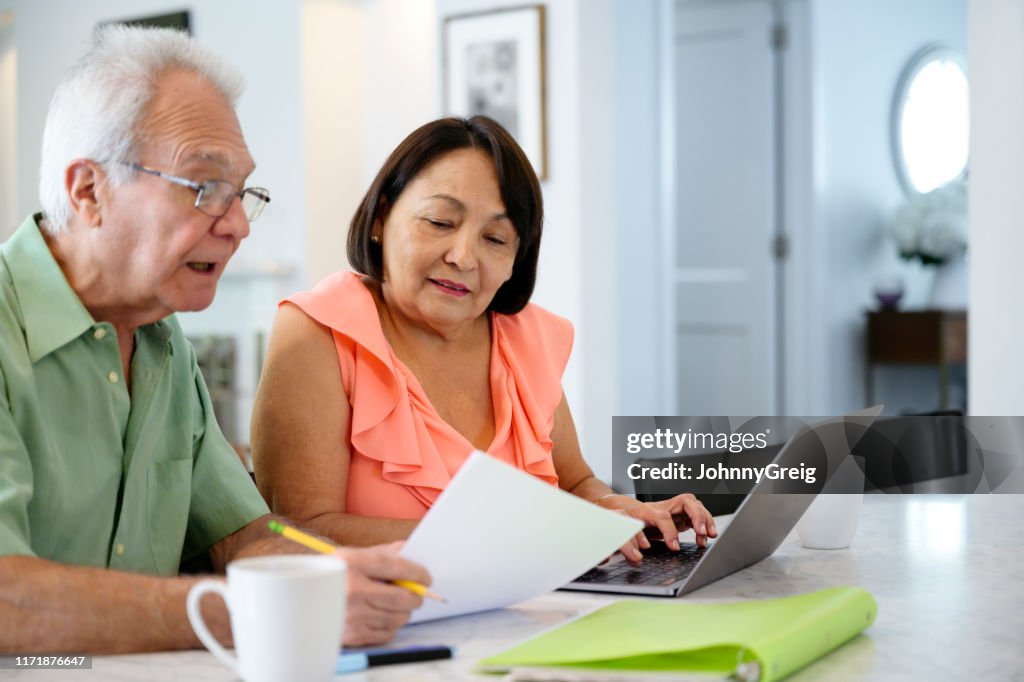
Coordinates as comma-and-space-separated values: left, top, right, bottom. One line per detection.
333, 542, 432, 646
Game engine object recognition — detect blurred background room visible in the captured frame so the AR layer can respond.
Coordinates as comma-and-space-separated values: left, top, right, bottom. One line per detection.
1, 0, 1021, 481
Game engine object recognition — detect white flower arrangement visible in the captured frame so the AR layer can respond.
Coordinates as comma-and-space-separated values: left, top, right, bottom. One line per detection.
886, 179, 967, 266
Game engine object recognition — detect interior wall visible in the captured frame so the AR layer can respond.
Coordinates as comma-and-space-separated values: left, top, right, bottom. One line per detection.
301, 0, 437, 285
968, 0, 1024, 415
577, 0, 617, 481
0, 9, 15, 238
613, 1, 662, 417
810, 0, 967, 415
302, 0, 365, 285
362, 0, 438, 181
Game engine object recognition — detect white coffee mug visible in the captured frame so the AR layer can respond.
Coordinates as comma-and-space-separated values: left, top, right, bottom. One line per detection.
796, 493, 863, 549
187, 555, 346, 682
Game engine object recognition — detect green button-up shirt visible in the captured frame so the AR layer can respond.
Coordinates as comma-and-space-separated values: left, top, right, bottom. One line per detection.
0, 215, 269, 575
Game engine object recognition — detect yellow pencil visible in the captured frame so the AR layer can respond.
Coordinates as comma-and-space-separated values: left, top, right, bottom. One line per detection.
267, 520, 446, 602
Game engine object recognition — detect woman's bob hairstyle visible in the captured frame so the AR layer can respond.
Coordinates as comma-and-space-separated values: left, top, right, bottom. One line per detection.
347, 116, 543, 315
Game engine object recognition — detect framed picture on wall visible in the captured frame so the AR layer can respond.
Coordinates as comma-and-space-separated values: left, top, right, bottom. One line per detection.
100, 11, 191, 34
443, 5, 547, 180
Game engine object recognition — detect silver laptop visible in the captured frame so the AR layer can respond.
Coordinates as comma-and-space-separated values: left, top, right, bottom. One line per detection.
562, 407, 882, 597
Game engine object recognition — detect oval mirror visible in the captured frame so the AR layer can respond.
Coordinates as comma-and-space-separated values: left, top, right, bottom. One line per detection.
891, 45, 969, 195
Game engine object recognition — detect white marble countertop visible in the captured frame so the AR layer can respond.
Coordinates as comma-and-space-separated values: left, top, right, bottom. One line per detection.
4, 495, 1022, 681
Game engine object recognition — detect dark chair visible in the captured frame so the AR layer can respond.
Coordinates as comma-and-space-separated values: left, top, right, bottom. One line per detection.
856, 414, 967, 491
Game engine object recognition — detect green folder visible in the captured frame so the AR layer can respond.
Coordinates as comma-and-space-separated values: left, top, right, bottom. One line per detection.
478, 587, 877, 681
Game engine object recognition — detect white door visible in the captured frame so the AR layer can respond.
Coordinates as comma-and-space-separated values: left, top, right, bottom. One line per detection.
673, 0, 780, 415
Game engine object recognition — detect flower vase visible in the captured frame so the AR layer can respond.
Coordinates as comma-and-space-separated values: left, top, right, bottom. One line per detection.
929, 254, 968, 309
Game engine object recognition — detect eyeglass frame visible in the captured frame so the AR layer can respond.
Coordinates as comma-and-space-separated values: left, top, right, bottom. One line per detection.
122, 162, 271, 221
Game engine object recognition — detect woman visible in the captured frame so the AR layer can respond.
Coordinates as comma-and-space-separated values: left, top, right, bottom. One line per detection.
252, 116, 716, 563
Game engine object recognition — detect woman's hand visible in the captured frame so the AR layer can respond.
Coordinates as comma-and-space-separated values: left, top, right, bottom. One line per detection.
598, 494, 718, 565
547, 400, 716, 565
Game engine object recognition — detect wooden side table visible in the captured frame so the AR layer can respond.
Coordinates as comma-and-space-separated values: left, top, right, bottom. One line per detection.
865, 310, 967, 411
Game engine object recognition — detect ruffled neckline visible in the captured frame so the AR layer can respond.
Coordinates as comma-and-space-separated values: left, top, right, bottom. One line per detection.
284, 271, 562, 509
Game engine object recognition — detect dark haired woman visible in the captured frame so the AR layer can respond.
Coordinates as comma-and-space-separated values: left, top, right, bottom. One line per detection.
251, 117, 715, 560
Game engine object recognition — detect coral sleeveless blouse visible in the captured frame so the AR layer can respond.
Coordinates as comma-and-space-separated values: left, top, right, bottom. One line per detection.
283, 271, 573, 519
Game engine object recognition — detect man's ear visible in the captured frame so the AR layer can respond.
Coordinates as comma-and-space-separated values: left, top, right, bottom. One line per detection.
65, 160, 104, 227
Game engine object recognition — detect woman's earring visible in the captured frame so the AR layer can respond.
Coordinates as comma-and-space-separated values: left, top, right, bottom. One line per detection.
370, 234, 380, 243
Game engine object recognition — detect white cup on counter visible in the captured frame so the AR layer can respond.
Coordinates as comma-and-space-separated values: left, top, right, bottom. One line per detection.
186, 554, 346, 682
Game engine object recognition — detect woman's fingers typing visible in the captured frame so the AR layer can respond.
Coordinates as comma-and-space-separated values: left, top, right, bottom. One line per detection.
600, 492, 717, 556
661, 494, 717, 547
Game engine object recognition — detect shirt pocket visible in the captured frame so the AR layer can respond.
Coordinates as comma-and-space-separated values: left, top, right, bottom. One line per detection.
146, 458, 193, 576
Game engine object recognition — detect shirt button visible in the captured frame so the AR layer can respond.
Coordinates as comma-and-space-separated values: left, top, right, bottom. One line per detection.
93, 328, 107, 340
115, 544, 125, 556
108, 371, 119, 384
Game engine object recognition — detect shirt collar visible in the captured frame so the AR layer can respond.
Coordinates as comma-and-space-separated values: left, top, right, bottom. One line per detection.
4, 215, 96, 362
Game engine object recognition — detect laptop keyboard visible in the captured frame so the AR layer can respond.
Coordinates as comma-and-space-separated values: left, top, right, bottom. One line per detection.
572, 542, 709, 586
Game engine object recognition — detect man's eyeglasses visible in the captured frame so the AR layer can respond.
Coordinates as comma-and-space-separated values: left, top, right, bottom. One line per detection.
124, 162, 271, 222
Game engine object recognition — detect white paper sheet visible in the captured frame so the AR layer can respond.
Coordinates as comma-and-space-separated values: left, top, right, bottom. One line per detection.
401, 452, 643, 623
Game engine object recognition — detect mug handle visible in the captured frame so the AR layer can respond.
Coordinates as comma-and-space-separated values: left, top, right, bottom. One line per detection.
186, 579, 239, 675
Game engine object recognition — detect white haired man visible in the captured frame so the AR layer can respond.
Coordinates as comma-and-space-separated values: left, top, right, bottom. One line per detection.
0, 26, 429, 652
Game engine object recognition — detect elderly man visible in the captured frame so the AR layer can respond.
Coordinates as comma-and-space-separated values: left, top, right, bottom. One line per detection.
0, 26, 428, 653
